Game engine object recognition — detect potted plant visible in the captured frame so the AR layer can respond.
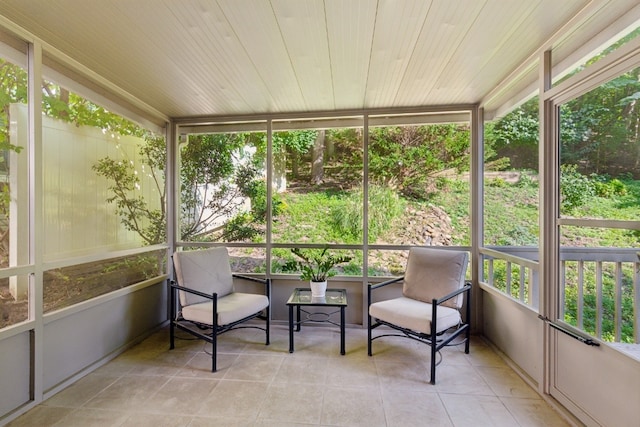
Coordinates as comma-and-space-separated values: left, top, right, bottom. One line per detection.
290, 246, 352, 297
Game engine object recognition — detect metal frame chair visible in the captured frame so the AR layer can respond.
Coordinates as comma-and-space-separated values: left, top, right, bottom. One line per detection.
169, 247, 270, 372
367, 247, 471, 384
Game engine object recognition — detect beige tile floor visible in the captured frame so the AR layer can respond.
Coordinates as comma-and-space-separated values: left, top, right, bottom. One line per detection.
8, 324, 573, 427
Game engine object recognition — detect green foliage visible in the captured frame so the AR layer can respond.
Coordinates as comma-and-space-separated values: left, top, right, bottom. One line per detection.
485, 99, 539, 149
487, 177, 508, 188
495, 225, 538, 246
273, 130, 317, 154
179, 133, 261, 240
289, 246, 353, 281
514, 171, 537, 188
592, 175, 627, 198
563, 261, 636, 343
243, 179, 285, 220
483, 179, 538, 246
329, 185, 405, 241
368, 124, 470, 199
0, 59, 168, 261
484, 157, 511, 171
92, 134, 167, 245
560, 164, 594, 212
92, 147, 165, 245
222, 212, 261, 242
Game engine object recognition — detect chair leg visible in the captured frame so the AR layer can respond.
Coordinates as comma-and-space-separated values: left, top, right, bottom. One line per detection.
265, 306, 270, 346
367, 285, 373, 356
212, 323, 217, 372
430, 338, 437, 385
464, 325, 470, 354
169, 281, 175, 350
430, 302, 438, 385
212, 295, 217, 372
367, 314, 373, 356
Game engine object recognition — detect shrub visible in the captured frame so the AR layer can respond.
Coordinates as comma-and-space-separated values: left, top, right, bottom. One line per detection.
487, 177, 508, 187
560, 164, 594, 212
330, 185, 405, 240
245, 179, 285, 220
222, 212, 260, 241
515, 170, 537, 188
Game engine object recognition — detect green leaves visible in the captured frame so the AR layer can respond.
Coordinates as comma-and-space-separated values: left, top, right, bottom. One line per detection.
290, 246, 352, 282
92, 154, 165, 245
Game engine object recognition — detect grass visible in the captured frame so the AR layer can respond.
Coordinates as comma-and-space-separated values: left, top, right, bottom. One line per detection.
272, 176, 640, 249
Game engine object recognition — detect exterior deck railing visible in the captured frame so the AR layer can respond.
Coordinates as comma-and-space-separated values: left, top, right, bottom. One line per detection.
480, 246, 639, 345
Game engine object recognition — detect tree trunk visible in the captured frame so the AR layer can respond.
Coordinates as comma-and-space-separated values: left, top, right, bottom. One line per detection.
58, 88, 70, 120
311, 130, 325, 184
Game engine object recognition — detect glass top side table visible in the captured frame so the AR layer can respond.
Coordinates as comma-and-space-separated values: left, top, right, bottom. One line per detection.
286, 288, 348, 355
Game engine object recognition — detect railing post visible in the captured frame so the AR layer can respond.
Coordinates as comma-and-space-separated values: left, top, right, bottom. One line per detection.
530, 268, 539, 310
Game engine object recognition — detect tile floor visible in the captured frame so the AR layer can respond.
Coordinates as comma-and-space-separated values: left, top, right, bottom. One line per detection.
8, 324, 573, 426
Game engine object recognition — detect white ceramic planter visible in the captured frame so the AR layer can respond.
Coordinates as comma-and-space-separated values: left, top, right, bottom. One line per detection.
310, 280, 327, 297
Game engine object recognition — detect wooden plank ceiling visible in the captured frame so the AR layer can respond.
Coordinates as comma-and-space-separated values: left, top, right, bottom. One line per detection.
0, 0, 637, 122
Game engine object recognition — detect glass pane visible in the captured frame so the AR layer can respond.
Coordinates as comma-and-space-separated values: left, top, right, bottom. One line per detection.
368, 118, 471, 246
0, 37, 29, 330
178, 129, 267, 244
42, 81, 166, 261
484, 96, 540, 246
0, 275, 29, 328
40, 79, 166, 309
271, 118, 363, 245
44, 250, 165, 313
559, 66, 640, 219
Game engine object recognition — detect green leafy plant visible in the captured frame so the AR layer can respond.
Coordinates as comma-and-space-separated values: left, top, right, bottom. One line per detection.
560, 164, 594, 212
330, 184, 405, 241
290, 246, 352, 282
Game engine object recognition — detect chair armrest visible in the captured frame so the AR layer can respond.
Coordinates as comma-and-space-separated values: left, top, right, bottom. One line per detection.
232, 273, 269, 286
433, 282, 471, 306
369, 276, 404, 291
170, 280, 215, 301
368, 276, 404, 307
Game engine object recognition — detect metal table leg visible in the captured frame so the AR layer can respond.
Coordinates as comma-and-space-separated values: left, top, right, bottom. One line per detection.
289, 304, 294, 353
340, 306, 345, 355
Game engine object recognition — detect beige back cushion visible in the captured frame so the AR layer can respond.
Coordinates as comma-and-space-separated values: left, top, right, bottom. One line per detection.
173, 247, 234, 306
402, 247, 469, 309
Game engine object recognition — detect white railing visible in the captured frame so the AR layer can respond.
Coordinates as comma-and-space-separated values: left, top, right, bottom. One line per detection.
480, 246, 640, 344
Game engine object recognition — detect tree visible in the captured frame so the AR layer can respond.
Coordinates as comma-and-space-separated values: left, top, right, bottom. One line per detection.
178, 132, 262, 240
92, 133, 166, 244
368, 124, 471, 199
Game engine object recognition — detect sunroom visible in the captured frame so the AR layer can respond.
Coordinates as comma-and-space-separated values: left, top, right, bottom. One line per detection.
0, 1, 639, 426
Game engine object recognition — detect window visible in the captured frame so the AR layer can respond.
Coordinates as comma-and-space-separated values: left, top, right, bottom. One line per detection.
41, 81, 166, 311
177, 124, 268, 273
483, 97, 540, 248
270, 117, 362, 276
367, 113, 472, 276
558, 65, 640, 345
177, 112, 472, 280
0, 36, 29, 329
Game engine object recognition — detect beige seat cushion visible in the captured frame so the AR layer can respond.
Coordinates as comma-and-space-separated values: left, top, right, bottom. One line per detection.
369, 296, 461, 335
402, 248, 468, 309
181, 292, 269, 326
174, 247, 234, 306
